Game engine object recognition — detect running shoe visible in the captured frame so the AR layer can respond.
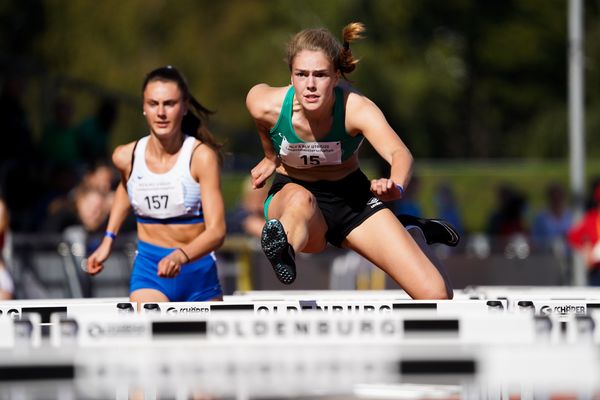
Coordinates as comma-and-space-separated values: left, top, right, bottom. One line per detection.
261, 219, 297, 284
397, 214, 461, 247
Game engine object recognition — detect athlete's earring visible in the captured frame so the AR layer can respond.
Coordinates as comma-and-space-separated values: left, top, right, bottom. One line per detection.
143, 111, 146, 115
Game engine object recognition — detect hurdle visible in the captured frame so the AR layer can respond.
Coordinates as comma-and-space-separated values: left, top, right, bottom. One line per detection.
140, 298, 507, 316
227, 288, 477, 301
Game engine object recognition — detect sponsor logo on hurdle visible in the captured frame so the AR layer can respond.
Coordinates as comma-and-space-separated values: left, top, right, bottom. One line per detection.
87, 322, 147, 338
539, 304, 586, 316
166, 306, 210, 315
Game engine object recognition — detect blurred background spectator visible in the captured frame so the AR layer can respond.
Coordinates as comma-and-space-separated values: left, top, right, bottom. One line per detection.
567, 184, 600, 286
0, 75, 43, 233
75, 96, 118, 165
486, 184, 529, 239
393, 174, 423, 218
532, 183, 573, 251
434, 183, 465, 237
531, 182, 574, 283
40, 95, 79, 167
227, 177, 270, 238
0, 196, 14, 299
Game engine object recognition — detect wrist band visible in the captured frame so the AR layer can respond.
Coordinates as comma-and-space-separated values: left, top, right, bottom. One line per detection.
395, 184, 405, 194
178, 248, 191, 263
105, 231, 117, 240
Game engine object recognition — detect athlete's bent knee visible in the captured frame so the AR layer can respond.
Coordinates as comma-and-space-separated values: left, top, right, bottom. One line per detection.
287, 189, 318, 212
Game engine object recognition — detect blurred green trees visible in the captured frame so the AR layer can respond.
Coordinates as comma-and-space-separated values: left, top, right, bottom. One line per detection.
1, 0, 599, 160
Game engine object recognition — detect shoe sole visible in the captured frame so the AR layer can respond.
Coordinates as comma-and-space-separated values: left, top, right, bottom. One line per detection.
261, 220, 296, 284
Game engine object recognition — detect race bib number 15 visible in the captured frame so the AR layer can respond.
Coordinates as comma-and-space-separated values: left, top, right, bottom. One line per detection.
279, 137, 342, 169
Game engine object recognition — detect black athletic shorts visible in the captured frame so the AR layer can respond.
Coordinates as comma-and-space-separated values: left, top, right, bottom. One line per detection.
264, 169, 389, 247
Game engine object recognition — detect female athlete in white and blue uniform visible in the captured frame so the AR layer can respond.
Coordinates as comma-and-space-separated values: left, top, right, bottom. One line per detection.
246, 23, 455, 298
87, 66, 225, 304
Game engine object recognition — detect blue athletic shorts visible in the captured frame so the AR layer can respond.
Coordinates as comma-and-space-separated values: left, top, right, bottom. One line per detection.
130, 240, 222, 301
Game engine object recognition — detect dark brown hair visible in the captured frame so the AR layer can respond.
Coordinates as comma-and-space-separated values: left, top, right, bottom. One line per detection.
142, 66, 223, 163
286, 22, 366, 79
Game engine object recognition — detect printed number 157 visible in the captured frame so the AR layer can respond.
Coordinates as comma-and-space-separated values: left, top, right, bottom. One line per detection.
144, 195, 169, 209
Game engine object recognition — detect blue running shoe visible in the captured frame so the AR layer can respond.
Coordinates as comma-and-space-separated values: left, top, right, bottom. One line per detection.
261, 219, 296, 284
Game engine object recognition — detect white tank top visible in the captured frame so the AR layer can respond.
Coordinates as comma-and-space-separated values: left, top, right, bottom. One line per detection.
126, 135, 203, 224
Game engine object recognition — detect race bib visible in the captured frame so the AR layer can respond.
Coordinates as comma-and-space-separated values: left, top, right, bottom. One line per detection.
279, 137, 342, 169
132, 177, 186, 219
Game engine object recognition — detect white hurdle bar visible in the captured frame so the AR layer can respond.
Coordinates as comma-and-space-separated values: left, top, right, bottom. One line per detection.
0, 298, 134, 321
0, 313, 42, 348
140, 298, 507, 315
0, 299, 136, 348
49, 310, 541, 347
227, 288, 477, 301
1, 340, 598, 399
465, 285, 600, 300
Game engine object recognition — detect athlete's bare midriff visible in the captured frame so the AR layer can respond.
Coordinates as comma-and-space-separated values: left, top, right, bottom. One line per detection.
138, 222, 206, 248
275, 153, 360, 182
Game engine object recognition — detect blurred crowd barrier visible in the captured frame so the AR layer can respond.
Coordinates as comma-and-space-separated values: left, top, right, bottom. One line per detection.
3, 231, 572, 300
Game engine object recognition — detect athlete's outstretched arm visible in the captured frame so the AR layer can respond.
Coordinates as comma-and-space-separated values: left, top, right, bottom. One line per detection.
246, 84, 284, 189
86, 181, 131, 275
346, 91, 414, 202
86, 144, 134, 275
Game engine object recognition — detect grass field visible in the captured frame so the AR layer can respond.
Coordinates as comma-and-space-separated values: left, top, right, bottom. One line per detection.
222, 159, 600, 233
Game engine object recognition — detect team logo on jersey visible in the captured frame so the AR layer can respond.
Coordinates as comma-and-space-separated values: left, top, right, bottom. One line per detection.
367, 197, 382, 208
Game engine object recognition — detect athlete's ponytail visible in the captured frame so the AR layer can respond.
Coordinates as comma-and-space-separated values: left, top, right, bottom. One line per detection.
338, 22, 366, 77
286, 22, 366, 79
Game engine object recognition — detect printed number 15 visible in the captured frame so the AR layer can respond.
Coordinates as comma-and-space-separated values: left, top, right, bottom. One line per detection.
300, 155, 320, 165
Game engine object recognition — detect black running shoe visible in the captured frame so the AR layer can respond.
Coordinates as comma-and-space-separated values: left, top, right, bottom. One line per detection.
261, 219, 297, 284
397, 214, 460, 247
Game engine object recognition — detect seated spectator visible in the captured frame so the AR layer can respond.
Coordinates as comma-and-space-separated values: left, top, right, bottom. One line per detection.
42, 161, 136, 235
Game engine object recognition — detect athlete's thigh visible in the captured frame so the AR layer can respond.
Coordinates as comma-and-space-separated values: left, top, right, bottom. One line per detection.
343, 208, 446, 297
267, 183, 328, 253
